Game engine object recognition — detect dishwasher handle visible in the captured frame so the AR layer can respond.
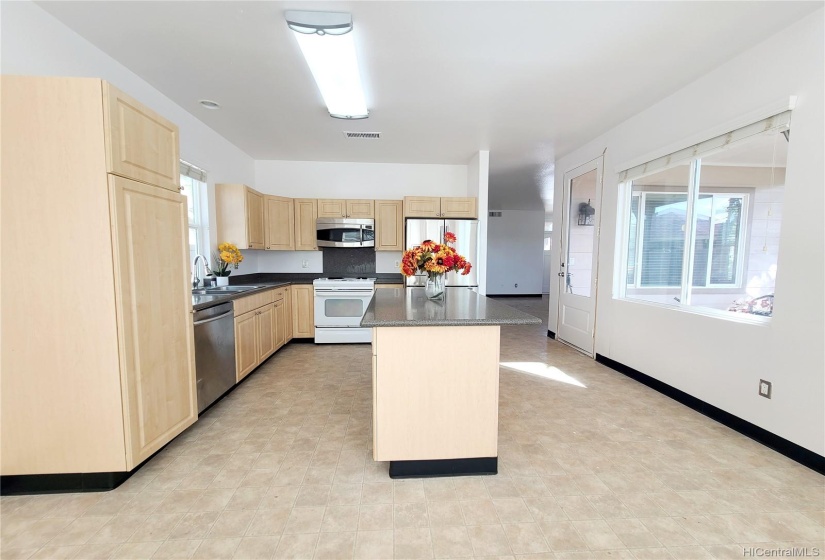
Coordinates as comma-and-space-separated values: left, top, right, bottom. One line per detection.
193, 310, 233, 326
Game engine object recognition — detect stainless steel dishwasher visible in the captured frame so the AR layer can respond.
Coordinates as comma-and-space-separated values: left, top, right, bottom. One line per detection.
193, 302, 236, 413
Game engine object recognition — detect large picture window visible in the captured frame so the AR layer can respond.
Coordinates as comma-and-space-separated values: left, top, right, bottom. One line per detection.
618, 112, 789, 318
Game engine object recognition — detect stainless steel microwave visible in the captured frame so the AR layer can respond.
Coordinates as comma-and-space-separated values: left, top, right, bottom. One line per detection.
316, 218, 375, 248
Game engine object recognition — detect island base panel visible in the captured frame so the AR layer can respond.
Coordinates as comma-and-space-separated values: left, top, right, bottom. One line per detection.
389, 457, 497, 478
372, 325, 500, 462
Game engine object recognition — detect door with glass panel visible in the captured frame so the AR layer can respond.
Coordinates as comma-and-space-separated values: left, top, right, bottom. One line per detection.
556, 158, 603, 355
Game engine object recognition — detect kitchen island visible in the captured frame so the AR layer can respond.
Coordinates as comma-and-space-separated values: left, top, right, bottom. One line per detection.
361, 287, 541, 478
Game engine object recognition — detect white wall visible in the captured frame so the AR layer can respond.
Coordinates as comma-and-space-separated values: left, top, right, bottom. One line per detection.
467, 151, 490, 295
1, 0, 259, 276
254, 160, 468, 273
486, 211, 545, 295
549, 10, 824, 455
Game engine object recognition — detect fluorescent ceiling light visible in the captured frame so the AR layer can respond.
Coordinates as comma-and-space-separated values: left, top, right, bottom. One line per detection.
285, 11, 369, 119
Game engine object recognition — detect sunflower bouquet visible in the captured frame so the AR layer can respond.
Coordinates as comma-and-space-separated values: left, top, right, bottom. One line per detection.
212, 242, 244, 277
400, 231, 472, 279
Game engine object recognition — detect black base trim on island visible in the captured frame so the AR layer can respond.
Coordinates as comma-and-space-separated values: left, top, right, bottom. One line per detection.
389, 457, 497, 478
595, 354, 825, 476
1, 471, 133, 495
547, 330, 556, 339
487, 294, 543, 298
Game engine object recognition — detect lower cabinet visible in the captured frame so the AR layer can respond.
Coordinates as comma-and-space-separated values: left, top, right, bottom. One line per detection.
233, 286, 297, 383
235, 301, 276, 383
274, 298, 287, 350
292, 284, 315, 338
284, 286, 294, 342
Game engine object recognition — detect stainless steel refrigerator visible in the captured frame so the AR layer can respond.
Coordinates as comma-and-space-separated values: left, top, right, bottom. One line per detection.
405, 219, 479, 287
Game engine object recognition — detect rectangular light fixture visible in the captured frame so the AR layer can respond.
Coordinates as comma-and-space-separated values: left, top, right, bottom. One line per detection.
286, 11, 369, 120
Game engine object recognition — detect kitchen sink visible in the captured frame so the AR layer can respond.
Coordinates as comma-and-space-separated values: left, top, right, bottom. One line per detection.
192, 285, 264, 296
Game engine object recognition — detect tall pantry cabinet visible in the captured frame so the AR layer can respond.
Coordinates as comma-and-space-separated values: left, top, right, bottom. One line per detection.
0, 76, 196, 490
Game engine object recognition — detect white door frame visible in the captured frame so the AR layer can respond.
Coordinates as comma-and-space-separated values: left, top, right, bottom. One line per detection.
556, 156, 604, 356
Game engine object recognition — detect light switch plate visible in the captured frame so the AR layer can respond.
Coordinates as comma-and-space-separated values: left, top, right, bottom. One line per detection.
759, 379, 772, 399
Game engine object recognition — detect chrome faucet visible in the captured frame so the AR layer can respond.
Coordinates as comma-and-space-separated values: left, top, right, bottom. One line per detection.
192, 254, 211, 288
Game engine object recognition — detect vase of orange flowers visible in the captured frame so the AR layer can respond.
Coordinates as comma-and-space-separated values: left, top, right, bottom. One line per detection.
212, 242, 244, 286
400, 231, 472, 300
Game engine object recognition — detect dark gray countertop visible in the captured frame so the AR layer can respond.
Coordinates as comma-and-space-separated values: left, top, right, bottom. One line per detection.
228, 273, 404, 285
192, 283, 291, 311
361, 288, 542, 327
193, 274, 407, 311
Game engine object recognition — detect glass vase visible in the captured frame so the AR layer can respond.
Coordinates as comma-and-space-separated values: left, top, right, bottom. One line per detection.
425, 274, 445, 300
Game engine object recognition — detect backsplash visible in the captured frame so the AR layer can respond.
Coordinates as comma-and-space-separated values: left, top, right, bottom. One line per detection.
322, 248, 376, 276
246, 249, 402, 274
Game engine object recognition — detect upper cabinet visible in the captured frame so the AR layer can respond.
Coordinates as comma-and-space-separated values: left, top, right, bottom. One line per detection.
318, 199, 375, 219
404, 196, 477, 219
265, 196, 295, 250
294, 198, 319, 251
440, 197, 478, 218
375, 200, 404, 252
216, 184, 266, 250
103, 83, 180, 192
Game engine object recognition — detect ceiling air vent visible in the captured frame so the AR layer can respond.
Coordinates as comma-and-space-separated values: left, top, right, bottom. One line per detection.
489, 211, 503, 217
344, 131, 381, 139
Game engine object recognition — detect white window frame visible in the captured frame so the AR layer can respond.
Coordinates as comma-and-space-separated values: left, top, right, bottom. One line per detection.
180, 160, 209, 264
626, 188, 750, 290
615, 109, 791, 320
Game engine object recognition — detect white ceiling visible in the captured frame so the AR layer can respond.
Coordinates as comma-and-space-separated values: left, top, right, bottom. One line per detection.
36, 1, 819, 211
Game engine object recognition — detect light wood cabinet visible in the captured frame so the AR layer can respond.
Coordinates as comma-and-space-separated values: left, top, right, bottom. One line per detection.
235, 311, 259, 382
317, 199, 347, 218
247, 189, 265, 249
347, 199, 375, 218
216, 184, 266, 250
404, 196, 478, 218
284, 287, 294, 342
109, 175, 197, 467
103, 82, 180, 192
257, 303, 277, 362
318, 199, 375, 218
235, 297, 280, 382
375, 200, 404, 251
376, 284, 405, 289
441, 197, 478, 218
1, 76, 194, 477
294, 198, 319, 251
274, 298, 287, 350
404, 196, 441, 218
265, 196, 295, 250
292, 284, 315, 338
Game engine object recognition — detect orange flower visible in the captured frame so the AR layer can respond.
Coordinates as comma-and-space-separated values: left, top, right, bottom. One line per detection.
444, 231, 456, 243
420, 240, 436, 251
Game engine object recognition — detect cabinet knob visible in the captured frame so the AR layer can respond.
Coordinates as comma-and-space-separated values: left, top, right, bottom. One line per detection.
267, 246, 270, 249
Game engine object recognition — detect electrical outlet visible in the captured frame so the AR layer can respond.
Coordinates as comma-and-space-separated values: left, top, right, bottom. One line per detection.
759, 379, 772, 399
301, 260, 308, 268
515, 283, 518, 288
395, 261, 400, 268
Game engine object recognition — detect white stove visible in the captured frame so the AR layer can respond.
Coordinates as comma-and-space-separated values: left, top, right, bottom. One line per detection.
313, 277, 376, 344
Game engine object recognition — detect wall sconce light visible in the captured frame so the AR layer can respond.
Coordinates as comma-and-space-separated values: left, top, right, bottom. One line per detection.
577, 200, 595, 226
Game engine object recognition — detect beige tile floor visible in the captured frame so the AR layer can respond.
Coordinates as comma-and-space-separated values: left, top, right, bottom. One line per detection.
2, 295, 823, 559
